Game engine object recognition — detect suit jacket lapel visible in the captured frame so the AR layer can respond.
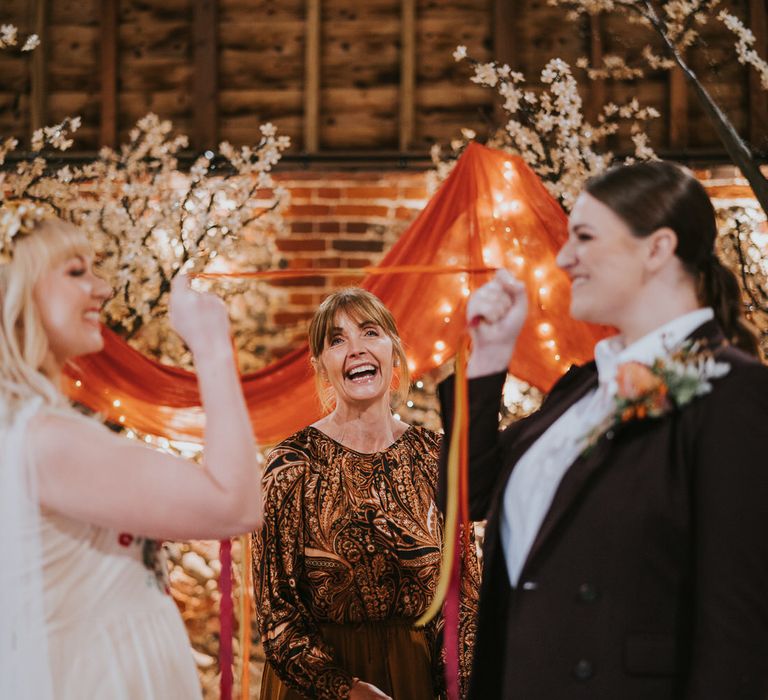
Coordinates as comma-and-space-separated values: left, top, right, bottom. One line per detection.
484, 363, 599, 529
518, 319, 727, 578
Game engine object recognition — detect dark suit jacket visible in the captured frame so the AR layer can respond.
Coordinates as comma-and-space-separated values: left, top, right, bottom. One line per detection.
439, 321, 768, 699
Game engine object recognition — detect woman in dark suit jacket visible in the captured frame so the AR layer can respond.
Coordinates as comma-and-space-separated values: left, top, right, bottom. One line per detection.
439, 161, 768, 699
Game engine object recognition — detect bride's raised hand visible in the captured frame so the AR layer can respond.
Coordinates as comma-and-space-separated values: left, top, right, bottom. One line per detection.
168, 273, 231, 357
466, 268, 528, 377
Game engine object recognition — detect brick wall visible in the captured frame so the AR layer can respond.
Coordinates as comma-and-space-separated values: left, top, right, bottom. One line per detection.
253, 165, 765, 362
261, 170, 431, 356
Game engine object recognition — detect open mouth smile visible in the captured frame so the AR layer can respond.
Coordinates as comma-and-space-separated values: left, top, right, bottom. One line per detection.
345, 363, 379, 383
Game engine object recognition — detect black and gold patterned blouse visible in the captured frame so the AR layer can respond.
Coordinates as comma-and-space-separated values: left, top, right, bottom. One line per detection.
253, 425, 446, 698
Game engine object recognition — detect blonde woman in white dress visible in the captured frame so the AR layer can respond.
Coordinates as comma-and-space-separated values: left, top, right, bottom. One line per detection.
0, 209, 263, 699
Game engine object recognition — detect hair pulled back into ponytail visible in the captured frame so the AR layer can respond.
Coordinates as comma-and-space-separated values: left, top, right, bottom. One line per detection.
585, 161, 760, 357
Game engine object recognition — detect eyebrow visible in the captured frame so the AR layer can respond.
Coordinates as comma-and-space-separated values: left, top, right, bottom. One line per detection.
329, 320, 378, 333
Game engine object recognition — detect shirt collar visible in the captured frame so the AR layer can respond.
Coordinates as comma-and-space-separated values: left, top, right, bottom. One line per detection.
594, 307, 715, 386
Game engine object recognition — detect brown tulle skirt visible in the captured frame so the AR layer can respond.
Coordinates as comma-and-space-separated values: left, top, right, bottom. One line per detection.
259, 620, 439, 699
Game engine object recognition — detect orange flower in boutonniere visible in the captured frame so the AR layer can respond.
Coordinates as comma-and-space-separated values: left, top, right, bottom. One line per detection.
583, 340, 730, 455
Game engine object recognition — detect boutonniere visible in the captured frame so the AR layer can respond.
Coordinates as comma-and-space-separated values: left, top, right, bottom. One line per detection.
583, 340, 730, 454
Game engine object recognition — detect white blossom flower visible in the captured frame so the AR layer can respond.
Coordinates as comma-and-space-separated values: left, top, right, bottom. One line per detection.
21, 34, 40, 51
453, 45, 467, 62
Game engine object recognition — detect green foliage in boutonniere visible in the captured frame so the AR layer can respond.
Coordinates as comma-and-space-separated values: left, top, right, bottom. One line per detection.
583, 340, 730, 454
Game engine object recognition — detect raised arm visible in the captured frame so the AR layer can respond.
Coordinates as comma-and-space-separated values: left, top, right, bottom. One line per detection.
34, 274, 262, 540
438, 270, 529, 519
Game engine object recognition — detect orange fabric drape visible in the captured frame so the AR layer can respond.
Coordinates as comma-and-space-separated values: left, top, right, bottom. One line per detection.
65, 143, 608, 443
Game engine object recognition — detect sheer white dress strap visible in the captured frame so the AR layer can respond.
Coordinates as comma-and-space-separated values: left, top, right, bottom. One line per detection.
0, 397, 54, 699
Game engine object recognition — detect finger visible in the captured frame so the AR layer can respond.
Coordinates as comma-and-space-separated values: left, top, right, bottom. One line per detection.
171, 273, 191, 297
495, 268, 526, 296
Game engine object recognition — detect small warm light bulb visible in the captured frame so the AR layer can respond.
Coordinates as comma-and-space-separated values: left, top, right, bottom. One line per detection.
537, 322, 554, 337
432, 352, 443, 364
75, 380, 82, 388
118, 416, 126, 424
407, 400, 414, 408
416, 381, 424, 389
435, 340, 446, 351
534, 268, 545, 280
113, 399, 121, 408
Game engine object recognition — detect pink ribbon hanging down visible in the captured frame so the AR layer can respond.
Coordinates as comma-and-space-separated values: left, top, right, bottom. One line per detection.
219, 538, 234, 700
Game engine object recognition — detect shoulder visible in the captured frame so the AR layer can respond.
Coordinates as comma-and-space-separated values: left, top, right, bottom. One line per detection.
707, 345, 768, 401
262, 426, 322, 497
404, 424, 442, 455
682, 345, 768, 434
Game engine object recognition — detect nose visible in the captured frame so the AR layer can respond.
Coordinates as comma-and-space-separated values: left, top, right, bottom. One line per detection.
91, 273, 113, 302
346, 335, 366, 357
556, 238, 575, 270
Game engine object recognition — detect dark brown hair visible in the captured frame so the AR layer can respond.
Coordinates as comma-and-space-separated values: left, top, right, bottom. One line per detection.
585, 161, 759, 356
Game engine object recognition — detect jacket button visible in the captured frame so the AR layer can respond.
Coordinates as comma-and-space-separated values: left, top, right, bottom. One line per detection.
572, 659, 594, 681
578, 582, 599, 602
521, 581, 538, 591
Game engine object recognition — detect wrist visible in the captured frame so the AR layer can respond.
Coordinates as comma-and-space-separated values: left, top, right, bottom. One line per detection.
466, 347, 512, 378
190, 339, 236, 367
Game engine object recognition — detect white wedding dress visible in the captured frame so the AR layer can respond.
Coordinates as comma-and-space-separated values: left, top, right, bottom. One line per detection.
1, 399, 202, 699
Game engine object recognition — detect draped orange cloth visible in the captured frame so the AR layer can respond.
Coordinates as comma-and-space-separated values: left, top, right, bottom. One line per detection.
64, 143, 608, 443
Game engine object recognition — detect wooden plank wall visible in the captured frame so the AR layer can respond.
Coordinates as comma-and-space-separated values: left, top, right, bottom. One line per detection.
0, 0, 766, 158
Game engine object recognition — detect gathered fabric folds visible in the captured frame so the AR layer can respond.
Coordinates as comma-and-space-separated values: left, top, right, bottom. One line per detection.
64, 143, 608, 443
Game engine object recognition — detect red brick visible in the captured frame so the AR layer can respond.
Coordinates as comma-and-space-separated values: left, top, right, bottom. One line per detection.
332, 239, 385, 253
342, 258, 374, 267
395, 206, 419, 221
277, 239, 326, 252
344, 186, 399, 200
402, 187, 427, 199
271, 276, 327, 288
345, 222, 370, 233
334, 204, 389, 217
254, 188, 275, 199
318, 222, 341, 233
316, 188, 343, 199
288, 187, 314, 201
275, 311, 314, 326
288, 204, 332, 216
289, 293, 320, 305
290, 222, 314, 233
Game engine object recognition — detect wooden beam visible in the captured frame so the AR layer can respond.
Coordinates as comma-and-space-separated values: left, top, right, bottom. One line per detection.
28, 0, 47, 133
748, 0, 767, 146
493, 0, 518, 126
193, 0, 218, 151
99, 0, 119, 148
304, 0, 321, 152
586, 13, 606, 123
399, 0, 416, 151
669, 63, 688, 149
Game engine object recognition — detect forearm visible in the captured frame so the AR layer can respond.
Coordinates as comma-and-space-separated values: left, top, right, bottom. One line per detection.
438, 372, 509, 519
194, 339, 261, 527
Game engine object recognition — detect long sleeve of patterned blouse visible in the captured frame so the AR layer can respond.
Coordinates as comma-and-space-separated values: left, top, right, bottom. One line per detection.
252, 425, 446, 700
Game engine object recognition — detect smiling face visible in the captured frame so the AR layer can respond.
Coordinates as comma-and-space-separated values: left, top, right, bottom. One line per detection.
556, 192, 651, 327
33, 253, 111, 367
314, 311, 396, 410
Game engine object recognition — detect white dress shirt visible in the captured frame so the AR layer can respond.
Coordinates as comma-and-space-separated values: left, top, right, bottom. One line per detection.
500, 307, 715, 586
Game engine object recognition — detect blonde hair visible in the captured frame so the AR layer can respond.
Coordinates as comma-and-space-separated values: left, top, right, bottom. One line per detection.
0, 217, 91, 408
308, 288, 410, 411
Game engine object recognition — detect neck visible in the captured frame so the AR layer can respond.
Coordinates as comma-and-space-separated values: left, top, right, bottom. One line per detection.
318, 397, 401, 452
615, 282, 701, 346
41, 354, 64, 390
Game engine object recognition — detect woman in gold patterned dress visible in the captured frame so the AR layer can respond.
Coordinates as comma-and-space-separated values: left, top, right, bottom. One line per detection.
254, 288, 453, 700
